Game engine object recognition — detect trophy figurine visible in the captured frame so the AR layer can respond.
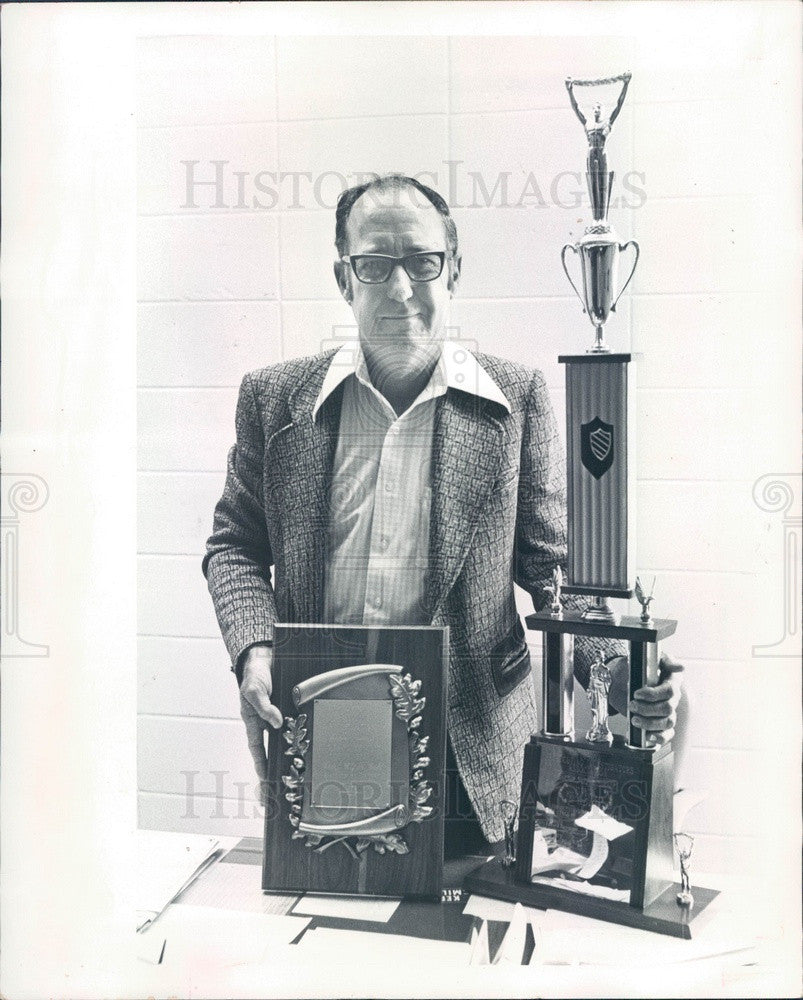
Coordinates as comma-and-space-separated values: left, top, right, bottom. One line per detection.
585, 651, 613, 744
635, 576, 657, 625
543, 565, 564, 617
562, 73, 639, 355
500, 800, 518, 868
464, 70, 719, 938
673, 833, 695, 907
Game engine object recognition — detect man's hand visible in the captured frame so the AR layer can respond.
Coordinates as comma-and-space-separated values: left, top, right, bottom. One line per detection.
630, 652, 684, 746
238, 643, 283, 805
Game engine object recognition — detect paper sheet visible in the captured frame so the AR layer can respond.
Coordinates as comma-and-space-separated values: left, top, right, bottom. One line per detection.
468, 921, 491, 966
529, 875, 629, 903
136, 829, 238, 929
177, 860, 296, 915
462, 894, 543, 925
575, 804, 633, 841
533, 906, 755, 967
137, 904, 310, 968
291, 893, 400, 923
493, 903, 528, 965
530, 833, 588, 876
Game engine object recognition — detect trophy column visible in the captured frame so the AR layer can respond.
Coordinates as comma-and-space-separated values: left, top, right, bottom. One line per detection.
561, 352, 635, 619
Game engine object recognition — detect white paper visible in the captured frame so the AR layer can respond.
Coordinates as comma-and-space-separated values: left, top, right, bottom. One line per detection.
176, 861, 296, 916
136, 830, 238, 929
533, 906, 755, 968
291, 893, 400, 923
574, 805, 633, 841
138, 904, 310, 969
462, 894, 544, 925
468, 920, 491, 966
530, 833, 588, 876
529, 875, 630, 904
492, 903, 528, 965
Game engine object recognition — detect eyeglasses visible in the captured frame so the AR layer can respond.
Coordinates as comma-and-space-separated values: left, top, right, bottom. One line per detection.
342, 251, 447, 284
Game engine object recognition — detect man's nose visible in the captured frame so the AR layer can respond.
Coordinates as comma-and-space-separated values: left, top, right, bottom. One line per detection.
385, 262, 413, 302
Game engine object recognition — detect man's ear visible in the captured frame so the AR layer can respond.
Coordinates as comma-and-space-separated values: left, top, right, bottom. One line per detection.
334, 260, 352, 303
448, 254, 462, 295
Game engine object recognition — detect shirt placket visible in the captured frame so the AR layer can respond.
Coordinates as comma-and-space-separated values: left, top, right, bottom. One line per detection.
363, 415, 402, 624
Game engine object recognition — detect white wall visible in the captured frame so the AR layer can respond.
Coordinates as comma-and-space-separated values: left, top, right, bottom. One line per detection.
137, 31, 800, 878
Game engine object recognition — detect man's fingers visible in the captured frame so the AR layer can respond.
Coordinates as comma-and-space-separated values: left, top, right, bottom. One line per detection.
242, 686, 283, 728
646, 728, 675, 747
630, 698, 671, 718
630, 713, 674, 732
240, 703, 269, 782
632, 680, 675, 703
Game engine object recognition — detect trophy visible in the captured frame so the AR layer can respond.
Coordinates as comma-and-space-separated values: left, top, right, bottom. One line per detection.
465, 73, 718, 937
561, 73, 639, 356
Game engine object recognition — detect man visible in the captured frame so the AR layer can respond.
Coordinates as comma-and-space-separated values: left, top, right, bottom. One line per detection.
203, 174, 682, 847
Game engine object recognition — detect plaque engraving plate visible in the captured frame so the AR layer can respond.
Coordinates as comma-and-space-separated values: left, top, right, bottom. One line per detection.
308, 700, 394, 814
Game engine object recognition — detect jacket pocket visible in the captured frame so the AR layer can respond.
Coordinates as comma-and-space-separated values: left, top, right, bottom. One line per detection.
489, 617, 532, 697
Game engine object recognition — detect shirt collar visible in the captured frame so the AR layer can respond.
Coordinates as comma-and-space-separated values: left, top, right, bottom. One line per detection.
312, 340, 511, 420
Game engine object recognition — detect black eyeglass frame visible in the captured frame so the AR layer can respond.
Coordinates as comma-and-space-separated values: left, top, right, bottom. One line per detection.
341, 251, 448, 284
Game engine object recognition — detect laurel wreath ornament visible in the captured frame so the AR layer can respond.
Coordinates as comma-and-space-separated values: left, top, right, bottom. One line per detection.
282, 672, 432, 859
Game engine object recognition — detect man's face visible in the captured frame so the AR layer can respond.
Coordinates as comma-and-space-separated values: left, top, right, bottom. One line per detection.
338, 186, 460, 382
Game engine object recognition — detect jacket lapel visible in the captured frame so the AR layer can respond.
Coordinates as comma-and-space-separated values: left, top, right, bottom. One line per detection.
427, 390, 505, 619
264, 353, 340, 622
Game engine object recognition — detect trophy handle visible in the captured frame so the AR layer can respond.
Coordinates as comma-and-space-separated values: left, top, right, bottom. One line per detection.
611, 239, 640, 312
561, 243, 586, 313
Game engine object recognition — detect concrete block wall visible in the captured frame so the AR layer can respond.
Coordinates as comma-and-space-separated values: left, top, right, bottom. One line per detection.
137, 33, 799, 877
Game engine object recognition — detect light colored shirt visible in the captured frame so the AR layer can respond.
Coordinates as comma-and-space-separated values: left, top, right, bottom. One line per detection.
314, 341, 510, 626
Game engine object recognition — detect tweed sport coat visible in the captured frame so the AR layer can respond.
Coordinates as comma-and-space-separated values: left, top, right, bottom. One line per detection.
203, 348, 607, 841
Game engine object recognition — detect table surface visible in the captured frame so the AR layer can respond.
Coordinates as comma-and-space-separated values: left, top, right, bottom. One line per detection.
142, 834, 796, 995
222, 836, 511, 953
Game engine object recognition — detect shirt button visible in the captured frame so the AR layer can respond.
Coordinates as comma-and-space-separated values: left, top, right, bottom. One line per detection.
384, 482, 393, 493
372, 595, 382, 609
380, 536, 389, 551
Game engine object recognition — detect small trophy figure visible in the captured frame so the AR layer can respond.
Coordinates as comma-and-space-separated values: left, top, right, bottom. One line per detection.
543, 565, 564, 617
585, 651, 613, 745
673, 832, 695, 908
565, 73, 631, 222
500, 800, 518, 868
634, 575, 656, 625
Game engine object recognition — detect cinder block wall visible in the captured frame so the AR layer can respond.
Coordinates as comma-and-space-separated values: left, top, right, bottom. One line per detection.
137, 33, 797, 876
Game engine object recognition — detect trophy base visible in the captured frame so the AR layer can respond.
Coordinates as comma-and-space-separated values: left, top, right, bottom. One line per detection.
463, 858, 719, 939
587, 331, 612, 355
582, 596, 617, 622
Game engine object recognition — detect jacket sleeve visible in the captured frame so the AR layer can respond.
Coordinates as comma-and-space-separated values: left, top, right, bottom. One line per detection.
514, 370, 626, 689
202, 372, 278, 672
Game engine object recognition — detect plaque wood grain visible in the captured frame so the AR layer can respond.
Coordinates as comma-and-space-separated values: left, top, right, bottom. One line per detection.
262, 624, 449, 899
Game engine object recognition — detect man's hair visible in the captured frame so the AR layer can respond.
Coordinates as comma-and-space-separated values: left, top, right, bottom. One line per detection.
335, 174, 459, 259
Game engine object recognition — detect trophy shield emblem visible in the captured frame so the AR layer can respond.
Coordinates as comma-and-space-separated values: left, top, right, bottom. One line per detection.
581, 416, 614, 479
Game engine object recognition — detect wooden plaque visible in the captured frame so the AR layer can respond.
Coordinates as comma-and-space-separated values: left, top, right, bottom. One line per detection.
262, 624, 449, 899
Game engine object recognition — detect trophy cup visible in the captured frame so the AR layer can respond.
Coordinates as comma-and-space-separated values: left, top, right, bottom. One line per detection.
465, 73, 718, 937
